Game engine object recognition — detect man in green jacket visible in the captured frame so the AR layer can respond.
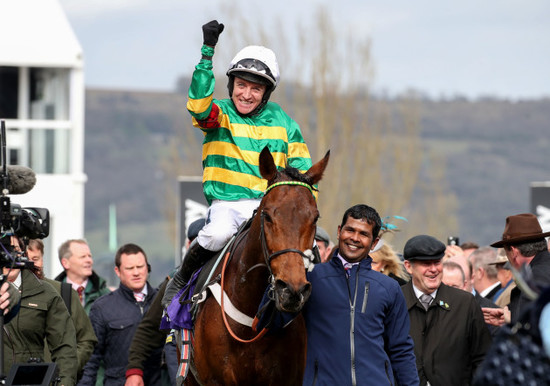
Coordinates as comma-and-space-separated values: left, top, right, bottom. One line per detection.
54, 239, 111, 314
3, 237, 78, 385
28, 239, 98, 380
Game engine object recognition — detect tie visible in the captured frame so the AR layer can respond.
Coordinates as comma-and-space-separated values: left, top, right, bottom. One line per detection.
344, 263, 353, 278
420, 294, 432, 310
134, 292, 145, 302
77, 286, 85, 304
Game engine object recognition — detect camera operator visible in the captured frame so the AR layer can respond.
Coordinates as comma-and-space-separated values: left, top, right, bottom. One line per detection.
3, 236, 78, 385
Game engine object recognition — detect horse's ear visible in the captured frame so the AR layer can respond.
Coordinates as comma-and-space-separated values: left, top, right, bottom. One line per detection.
305, 150, 330, 185
259, 147, 278, 181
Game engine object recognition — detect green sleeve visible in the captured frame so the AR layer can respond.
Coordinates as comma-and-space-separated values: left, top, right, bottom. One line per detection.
127, 278, 169, 372
70, 288, 98, 376
47, 294, 78, 385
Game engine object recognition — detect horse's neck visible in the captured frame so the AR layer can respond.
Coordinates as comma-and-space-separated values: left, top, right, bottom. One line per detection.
227, 219, 269, 314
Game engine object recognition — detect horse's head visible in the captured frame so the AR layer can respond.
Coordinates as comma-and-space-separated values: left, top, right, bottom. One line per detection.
258, 147, 330, 313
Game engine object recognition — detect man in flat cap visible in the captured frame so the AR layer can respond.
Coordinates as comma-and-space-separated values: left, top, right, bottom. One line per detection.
401, 234, 492, 386
489, 213, 550, 324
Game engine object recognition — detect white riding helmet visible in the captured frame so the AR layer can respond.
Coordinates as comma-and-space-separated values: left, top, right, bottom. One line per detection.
227, 45, 280, 90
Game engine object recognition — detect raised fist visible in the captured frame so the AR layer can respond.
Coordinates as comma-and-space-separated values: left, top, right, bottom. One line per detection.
202, 20, 225, 47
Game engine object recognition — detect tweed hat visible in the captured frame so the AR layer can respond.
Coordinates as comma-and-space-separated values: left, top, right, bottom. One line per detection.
403, 235, 446, 261
490, 213, 550, 248
488, 253, 508, 265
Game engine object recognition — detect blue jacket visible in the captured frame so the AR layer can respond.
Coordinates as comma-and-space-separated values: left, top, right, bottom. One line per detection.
80, 282, 162, 386
303, 250, 418, 386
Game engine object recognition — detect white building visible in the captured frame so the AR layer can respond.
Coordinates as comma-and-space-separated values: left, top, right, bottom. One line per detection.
0, 0, 85, 278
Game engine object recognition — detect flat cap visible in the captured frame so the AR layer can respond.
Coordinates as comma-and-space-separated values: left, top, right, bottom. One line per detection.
404, 235, 446, 261
315, 226, 331, 244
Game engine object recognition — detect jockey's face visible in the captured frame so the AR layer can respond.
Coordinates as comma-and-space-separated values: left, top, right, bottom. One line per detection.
231, 77, 266, 115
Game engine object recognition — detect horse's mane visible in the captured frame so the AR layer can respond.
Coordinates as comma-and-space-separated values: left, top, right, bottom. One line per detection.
277, 165, 317, 190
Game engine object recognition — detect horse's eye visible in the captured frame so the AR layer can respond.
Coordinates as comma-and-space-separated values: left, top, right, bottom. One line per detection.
263, 212, 273, 223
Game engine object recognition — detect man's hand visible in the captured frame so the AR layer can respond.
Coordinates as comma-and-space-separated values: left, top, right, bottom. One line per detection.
482, 306, 510, 326
444, 245, 464, 260
0, 281, 20, 315
125, 374, 144, 386
202, 20, 224, 47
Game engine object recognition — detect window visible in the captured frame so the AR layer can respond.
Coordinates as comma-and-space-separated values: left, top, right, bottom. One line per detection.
0, 67, 19, 119
29, 68, 69, 120
28, 128, 70, 173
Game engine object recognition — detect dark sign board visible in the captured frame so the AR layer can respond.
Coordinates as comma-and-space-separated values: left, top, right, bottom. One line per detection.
176, 176, 208, 265
530, 182, 550, 234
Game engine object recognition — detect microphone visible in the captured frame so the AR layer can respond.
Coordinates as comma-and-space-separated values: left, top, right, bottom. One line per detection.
2, 165, 37, 195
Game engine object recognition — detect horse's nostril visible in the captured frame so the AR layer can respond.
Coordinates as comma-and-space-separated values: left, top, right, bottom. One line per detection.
274, 279, 311, 312
301, 282, 312, 300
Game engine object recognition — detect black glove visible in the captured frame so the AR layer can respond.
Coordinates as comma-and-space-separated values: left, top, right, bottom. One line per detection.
202, 20, 224, 47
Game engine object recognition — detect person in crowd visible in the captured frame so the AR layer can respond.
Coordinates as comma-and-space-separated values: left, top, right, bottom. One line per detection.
163, 19, 313, 307
370, 240, 409, 285
470, 247, 502, 300
80, 243, 162, 385
443, 258, 500, 336
3, 236, 78, 385
125, 218, 206, 386
402, 234, 492, 386
460, 241, 479, 259
314, 226, 333, 263
27, 239, 97, 381
446, 250, 475, 293
483, 213, 550, 326
55, 239, 111, 314
303, 204, 418, 385
488, 250, 515, 307
442, 260, 468, 290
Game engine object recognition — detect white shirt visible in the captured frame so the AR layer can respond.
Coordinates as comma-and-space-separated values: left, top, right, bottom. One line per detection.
479, 281, 500, 298
412, 283, 438, 304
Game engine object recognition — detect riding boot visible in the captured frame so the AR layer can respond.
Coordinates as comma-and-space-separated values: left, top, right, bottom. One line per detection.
162, 241, 217, 307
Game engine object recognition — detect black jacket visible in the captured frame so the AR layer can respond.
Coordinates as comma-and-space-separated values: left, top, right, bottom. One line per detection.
80, 282, 162, 386
402, 282, 492, 386
509, 249, 550, 324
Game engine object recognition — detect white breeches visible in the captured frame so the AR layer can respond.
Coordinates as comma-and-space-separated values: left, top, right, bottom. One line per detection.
197, 198, 261, 252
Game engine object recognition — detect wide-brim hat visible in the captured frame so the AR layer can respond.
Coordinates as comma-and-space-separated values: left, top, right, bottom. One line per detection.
403, 235, 446, 261
491, 213, 550, 248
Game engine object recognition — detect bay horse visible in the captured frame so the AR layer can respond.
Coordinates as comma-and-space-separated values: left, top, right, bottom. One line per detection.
186, 147, 329, 385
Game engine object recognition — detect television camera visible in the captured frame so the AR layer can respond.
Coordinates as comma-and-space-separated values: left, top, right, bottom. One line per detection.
0, 120, 49, 269
0, 120, 56, 385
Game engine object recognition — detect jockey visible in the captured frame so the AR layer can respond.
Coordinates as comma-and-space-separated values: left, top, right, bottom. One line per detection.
162, 20, 313, 307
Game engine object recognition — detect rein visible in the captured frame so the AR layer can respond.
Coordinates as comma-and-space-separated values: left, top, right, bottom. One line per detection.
219, 180, 315, 343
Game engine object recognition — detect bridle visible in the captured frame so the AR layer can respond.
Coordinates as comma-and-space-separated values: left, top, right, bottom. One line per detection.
260, 181, 317, 274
